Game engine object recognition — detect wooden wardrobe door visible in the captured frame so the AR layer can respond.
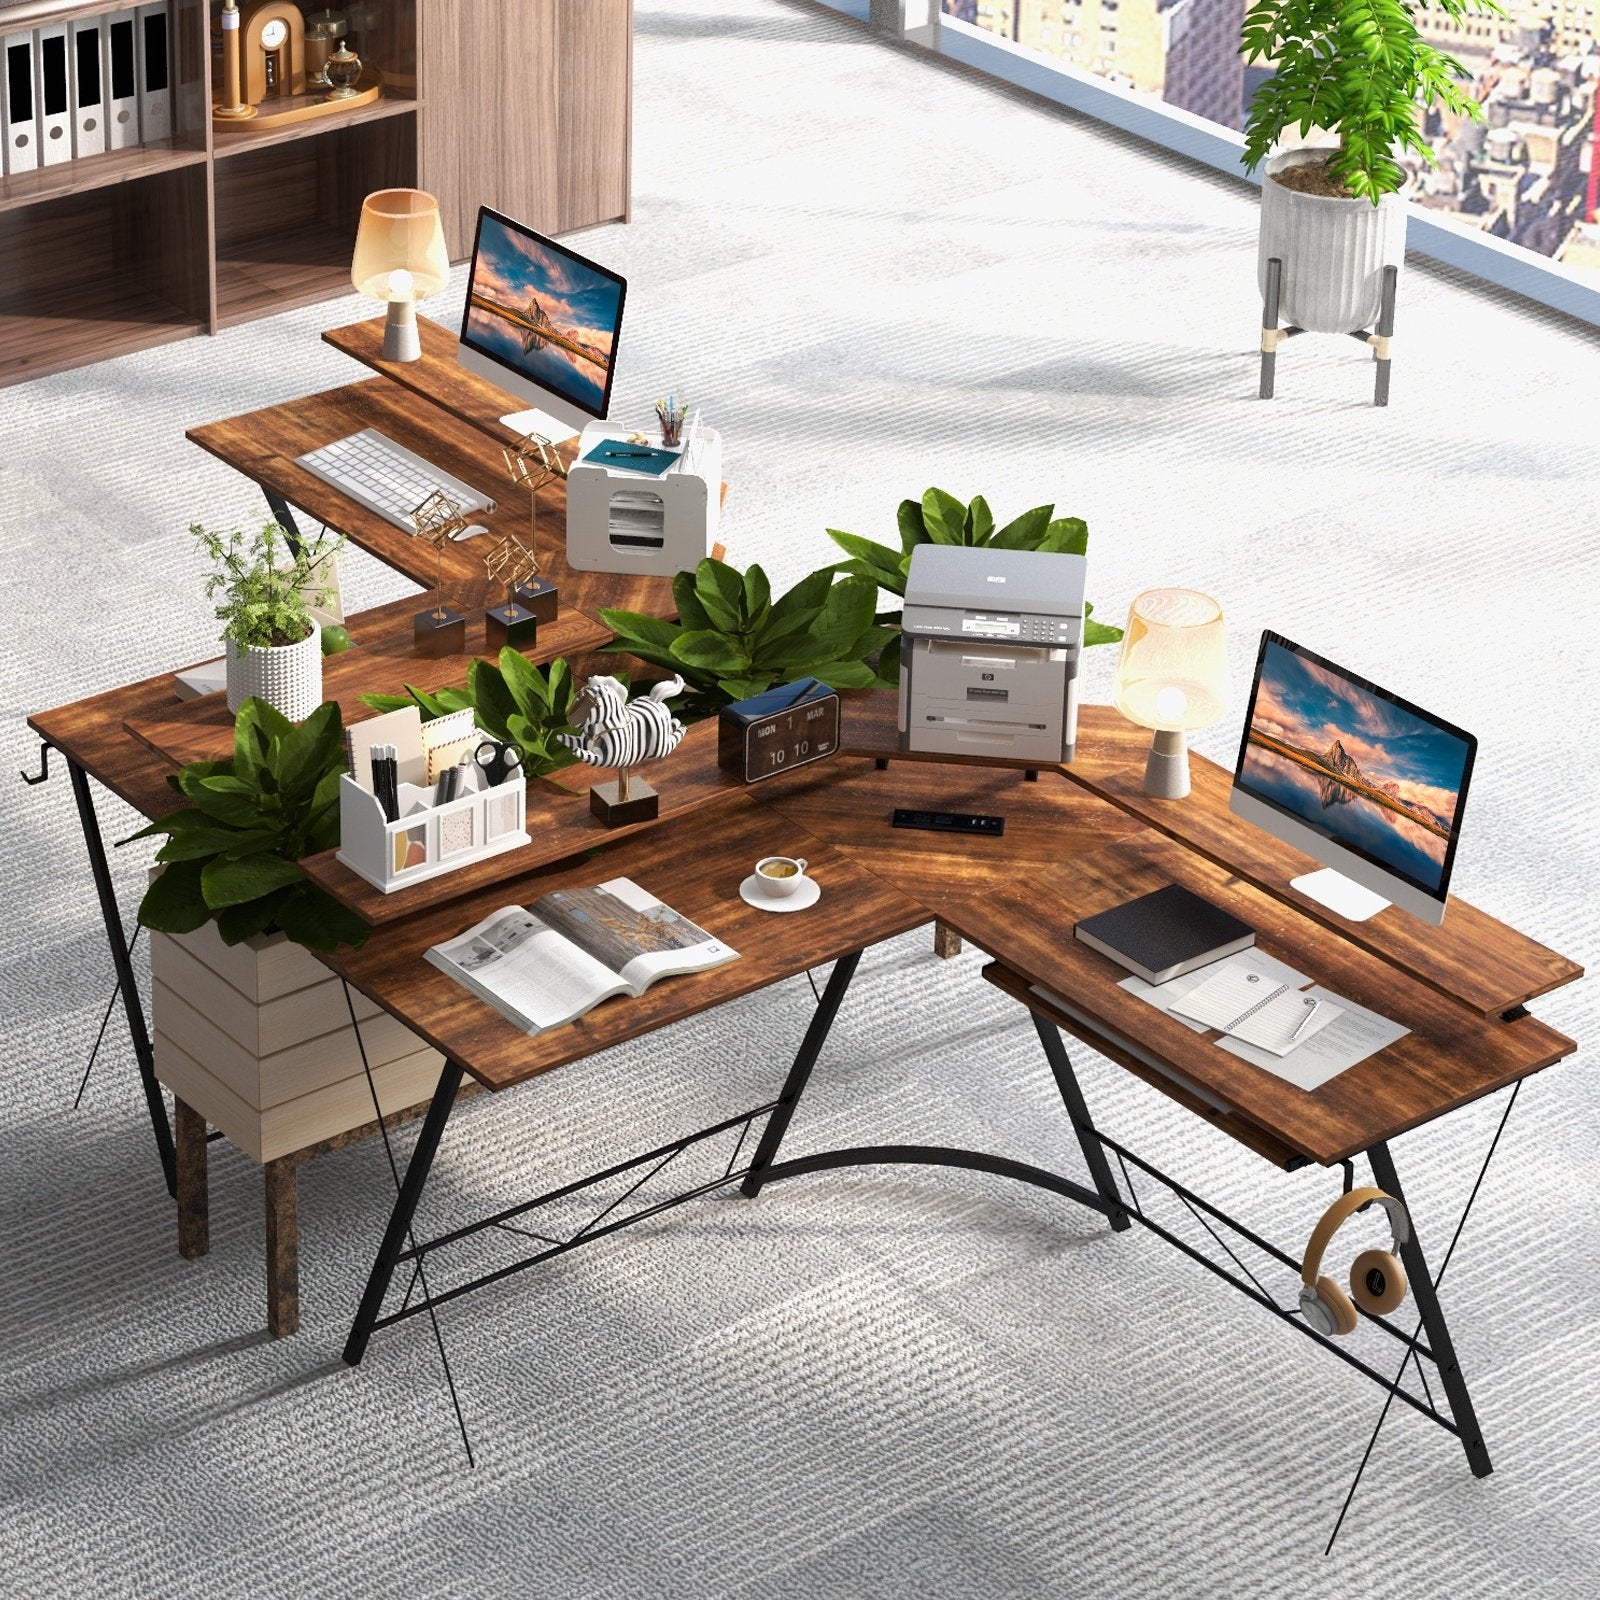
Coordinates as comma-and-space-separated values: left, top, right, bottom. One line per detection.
421, 0, 560, 259
554, 0, 632, 234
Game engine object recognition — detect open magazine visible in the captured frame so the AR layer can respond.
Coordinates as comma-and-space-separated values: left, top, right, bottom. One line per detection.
425, 877, 738, 1034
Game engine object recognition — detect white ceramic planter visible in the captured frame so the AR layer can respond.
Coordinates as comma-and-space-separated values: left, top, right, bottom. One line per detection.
1257, 148, 1410, 334
225, 629, 323, 720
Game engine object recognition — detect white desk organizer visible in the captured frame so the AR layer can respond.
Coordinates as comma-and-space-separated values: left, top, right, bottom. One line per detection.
336, 750, 530, 894
566, 420, 723, 577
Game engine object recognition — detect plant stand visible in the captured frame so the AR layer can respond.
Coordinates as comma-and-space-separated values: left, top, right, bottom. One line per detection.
1259, 258, 1398, 407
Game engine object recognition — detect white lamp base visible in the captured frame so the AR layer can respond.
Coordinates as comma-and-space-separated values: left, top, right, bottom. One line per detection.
1142, 728, 1190, 798
382, 298, 421, 362
1290, 868, 1392, 922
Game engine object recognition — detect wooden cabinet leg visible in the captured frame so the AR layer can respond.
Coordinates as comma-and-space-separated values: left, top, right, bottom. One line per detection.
934, 920, 962, 959
175, 1099, 210, 1260
265, 1157, 301, 1338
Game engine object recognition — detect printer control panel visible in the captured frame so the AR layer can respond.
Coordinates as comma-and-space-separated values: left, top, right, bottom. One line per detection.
956, 612, 1077, 645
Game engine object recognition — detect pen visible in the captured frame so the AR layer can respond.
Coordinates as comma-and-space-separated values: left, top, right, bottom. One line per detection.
1290, 997, 1321, 1042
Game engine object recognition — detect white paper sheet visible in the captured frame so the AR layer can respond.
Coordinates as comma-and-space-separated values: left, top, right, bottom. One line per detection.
1119, 949, 1312, 1034
1216, 986, 1410, 1091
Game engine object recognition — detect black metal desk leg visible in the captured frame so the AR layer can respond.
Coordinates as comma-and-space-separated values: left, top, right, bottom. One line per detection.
741, 951, 863, 1200
1030, 1013, 1130, 1231
343, 1058, 465, 1367
1367, 1141, 1492, 1478
263, 489, 306, 559
67, 757, 176, 1197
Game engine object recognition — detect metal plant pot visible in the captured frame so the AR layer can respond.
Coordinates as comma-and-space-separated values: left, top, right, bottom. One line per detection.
1257, 148, 1410, 334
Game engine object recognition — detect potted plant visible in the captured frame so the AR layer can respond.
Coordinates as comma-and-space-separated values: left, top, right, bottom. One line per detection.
127, 700, 440, 1210
128, 697, 368, 952
192, 520, 345, 720
1241, 0, 1499, 336
600, 560, 899, 716
358, 650, 583, 778
826, 487, 1125, 682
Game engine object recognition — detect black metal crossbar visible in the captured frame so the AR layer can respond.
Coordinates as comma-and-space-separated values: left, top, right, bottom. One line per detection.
377, 1109, 776, 1330
398, 1102, 780, 1264
1097, 1129, 1436, 1366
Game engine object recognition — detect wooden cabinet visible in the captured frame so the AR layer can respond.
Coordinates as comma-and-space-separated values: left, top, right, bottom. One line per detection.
0, 0, 632, 384
420, 0, 630, 260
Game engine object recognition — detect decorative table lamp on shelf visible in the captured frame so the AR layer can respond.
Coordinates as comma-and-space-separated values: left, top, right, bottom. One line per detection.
1112, 588, 1226, 799
352, 190, 449, 362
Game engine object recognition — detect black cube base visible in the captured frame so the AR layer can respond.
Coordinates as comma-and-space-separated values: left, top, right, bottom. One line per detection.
414, 605, 466, 658
590, 778, 659, 826
484, 601, 539, 652
511, 577, 560, 624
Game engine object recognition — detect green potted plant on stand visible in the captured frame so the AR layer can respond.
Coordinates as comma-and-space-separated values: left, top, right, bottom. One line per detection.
1242, 0, 1500, 395
192, 521, 344, 720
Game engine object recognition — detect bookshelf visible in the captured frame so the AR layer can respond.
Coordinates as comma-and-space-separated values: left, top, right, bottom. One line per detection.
0, 0, 633, 386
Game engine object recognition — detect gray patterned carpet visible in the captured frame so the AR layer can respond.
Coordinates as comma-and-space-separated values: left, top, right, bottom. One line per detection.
2, 2, 1597, 1595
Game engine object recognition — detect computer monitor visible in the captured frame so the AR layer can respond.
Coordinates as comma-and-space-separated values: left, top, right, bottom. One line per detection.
457, 206, 627, 442
1229, 632, 1476, 926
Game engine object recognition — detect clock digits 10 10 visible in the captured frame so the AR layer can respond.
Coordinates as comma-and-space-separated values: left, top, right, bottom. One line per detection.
717, 677, 842, 785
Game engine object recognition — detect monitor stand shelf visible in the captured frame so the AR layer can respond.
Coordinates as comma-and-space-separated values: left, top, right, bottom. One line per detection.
323, 314, 734, 548
323, 315, 529, 447
839, 688, 1577, 1019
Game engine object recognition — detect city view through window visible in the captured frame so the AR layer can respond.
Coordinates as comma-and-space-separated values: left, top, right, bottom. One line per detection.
943, 0, 1600, 278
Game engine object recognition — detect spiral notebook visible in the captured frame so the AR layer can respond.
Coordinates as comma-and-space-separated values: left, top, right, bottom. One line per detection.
1169, 965, 1341, 1057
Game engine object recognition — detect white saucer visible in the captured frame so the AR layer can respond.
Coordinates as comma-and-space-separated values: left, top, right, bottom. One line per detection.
740, 874, 821, 913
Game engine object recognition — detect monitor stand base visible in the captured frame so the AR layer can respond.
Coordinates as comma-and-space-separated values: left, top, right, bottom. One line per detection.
499, 408, 579, 445
1291, 868, 1390, 922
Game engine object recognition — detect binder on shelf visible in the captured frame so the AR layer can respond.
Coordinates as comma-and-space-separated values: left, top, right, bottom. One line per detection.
70, 18, 106, 160
34, 21, 72, 168
103, 13, 138, 151
2, 31, 38, 175
135, 3, 171, 145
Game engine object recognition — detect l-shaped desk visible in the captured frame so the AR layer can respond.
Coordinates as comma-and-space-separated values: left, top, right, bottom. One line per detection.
24, 318, 1582, 1492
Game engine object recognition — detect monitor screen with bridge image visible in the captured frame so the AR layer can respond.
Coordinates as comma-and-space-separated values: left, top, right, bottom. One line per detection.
457, 206, 628, 441
1229, 632, 1477, 927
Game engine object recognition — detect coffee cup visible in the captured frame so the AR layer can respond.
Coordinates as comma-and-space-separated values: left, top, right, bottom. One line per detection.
754, 855, 808, 899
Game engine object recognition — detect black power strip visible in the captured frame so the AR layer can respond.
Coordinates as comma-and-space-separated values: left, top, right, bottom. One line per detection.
891, 808, 1005, 836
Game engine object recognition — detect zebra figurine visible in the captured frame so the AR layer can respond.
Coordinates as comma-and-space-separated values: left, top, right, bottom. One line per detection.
560, 674, 686, 808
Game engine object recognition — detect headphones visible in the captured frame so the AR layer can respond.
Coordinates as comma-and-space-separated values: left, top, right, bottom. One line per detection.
1299, 1187, 1410, 1337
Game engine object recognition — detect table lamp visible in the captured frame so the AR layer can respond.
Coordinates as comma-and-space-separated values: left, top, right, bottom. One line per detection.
351, 189, 449, 362
1112, 588, 1226, 799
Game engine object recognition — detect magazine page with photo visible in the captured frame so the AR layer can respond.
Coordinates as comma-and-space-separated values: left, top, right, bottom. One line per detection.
425, 879, 737, 1035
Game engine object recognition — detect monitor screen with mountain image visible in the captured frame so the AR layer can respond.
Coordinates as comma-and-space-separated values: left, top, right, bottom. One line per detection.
1230, 633, 1476, 926
457, 207, 627, 441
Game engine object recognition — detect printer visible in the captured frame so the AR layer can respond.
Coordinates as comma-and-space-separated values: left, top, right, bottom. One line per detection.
898, 544, 1087, 764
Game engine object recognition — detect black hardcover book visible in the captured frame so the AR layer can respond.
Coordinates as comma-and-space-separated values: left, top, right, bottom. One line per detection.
1073, 884, 1255, 985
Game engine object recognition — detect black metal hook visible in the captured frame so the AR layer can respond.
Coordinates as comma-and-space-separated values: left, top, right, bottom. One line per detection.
20, 740, 54, 786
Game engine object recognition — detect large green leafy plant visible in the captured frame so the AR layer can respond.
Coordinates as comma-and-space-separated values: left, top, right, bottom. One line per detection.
126, 699, 368, 953
192, 521, 344, 649
358, 650, 581, 778
826, 487, 1124, 679
1241, 0, 1500, 201
600, 560, 897, 710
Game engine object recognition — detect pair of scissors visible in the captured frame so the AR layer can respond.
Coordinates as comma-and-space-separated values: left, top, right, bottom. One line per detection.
474, 740, 525, 787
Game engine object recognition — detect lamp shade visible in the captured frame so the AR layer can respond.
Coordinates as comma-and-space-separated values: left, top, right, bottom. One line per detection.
351, 189, 449, 302
1113, 588, 1226, 733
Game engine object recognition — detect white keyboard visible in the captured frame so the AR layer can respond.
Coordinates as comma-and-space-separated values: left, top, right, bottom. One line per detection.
295, 429, 496, 531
